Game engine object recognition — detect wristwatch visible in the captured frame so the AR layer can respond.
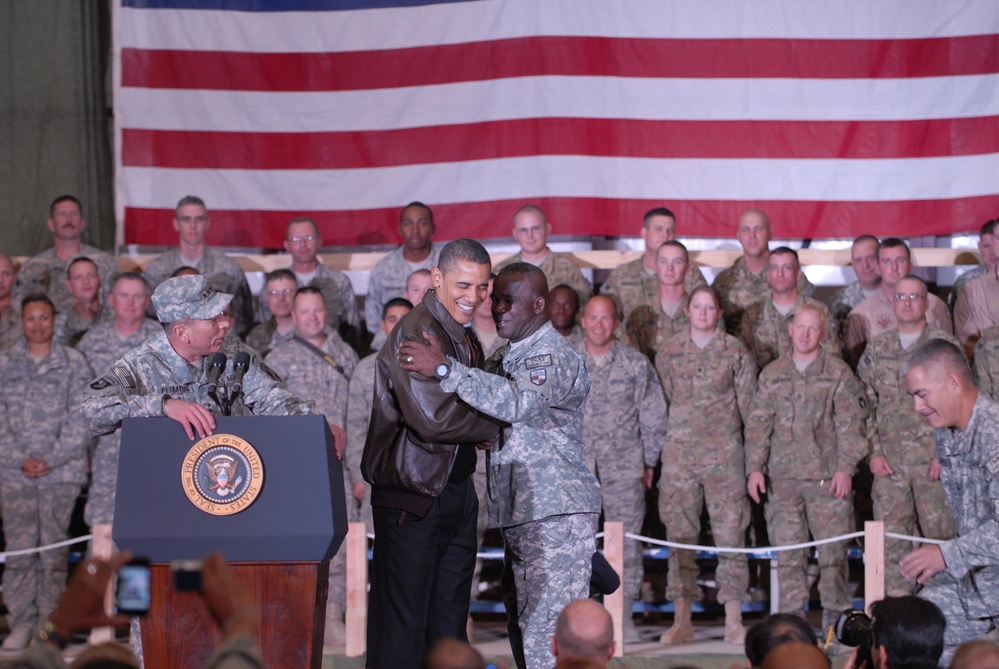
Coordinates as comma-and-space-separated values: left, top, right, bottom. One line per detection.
434, 361, 451, 380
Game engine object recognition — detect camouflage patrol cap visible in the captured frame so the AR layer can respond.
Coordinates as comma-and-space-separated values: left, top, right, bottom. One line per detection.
151, 275, 233, 323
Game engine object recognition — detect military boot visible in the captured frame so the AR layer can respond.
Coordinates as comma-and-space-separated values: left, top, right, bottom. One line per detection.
325, 603, 346, 646
660, 598, 694, 644
724, 600, 746, 644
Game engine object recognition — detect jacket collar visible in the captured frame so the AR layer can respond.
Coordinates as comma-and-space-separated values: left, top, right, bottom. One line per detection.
423, 290, 473, 342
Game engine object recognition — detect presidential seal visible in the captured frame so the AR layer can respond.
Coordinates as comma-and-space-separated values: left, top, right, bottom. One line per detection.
181, 434, 264, 516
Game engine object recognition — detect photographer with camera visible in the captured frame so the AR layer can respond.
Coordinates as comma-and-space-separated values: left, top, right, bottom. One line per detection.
838, 596, 946, 669
7, 551, 264, 669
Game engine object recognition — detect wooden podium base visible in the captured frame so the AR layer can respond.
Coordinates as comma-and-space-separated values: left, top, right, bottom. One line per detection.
141, 561, 329, 669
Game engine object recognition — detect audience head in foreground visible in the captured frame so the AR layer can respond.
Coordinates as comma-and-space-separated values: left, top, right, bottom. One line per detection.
551, 599, 615, 666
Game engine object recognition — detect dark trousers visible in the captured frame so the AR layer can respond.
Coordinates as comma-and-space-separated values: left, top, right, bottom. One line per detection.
366, 477, 478, 669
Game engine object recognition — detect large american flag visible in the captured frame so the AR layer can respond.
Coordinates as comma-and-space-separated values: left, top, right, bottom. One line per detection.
115, 0, 999, 248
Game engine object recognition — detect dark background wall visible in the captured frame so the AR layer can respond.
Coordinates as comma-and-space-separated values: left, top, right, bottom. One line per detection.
0, 1, 114, 256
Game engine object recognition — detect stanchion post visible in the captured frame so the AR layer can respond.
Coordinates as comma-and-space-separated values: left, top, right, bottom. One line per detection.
864, 520, 885, 613
345, 522, 368, 657
603, 521, 625, 658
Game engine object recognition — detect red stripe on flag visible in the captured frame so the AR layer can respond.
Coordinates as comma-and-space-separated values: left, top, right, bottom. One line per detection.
121, 34, 999, 91
124, 196, 999, 248
121, 116, 999, 169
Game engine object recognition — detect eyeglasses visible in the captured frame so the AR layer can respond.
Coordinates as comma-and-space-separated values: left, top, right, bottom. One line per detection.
267, 288, 295, 296
289, 235, 317, 243
893, 293, 926, 302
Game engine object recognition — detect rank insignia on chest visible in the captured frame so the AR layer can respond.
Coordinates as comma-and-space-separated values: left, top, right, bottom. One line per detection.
530, 368, 547, 386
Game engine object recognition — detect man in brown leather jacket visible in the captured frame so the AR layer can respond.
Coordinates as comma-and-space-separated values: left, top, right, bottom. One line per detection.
361, 238, 500, 669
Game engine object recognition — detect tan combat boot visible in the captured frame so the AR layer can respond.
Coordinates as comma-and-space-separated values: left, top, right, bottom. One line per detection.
724, 600, 746, 644
660, 598, 694, 644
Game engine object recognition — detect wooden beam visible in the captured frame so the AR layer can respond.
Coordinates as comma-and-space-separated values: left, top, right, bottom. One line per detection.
344, 522, 368, 657
603, 521, 625, 658
864, 520, 885, 613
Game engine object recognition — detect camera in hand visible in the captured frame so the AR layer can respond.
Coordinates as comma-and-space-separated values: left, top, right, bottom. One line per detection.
836, 608, 874, 669
115, 557, 151, 616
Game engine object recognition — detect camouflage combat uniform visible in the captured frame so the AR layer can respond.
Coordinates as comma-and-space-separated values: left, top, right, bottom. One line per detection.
845, 291, 951, 364
0, 340, 93, 633
949, 264, 985, 311
918, 393, 999, 664
744, 350, 869, 615
441, 322, 601, 669
256, 263, 359, 334
739, 295, 843, 369
972, 323, 999, 401
496, 251, 592, 303
712, 256, 815, 336
364, 243, 442, 333
0, 308, 21, 352
626, 297, 689, 363
345, 352, 377, 529
953, 273, 999, 355
244, 319, 294, 357
143, 247, 254, 336
76, 318, 162, 526
655, 331, 757, 605
601, 257, 706, 329
856, 326, 958, 595
578, 339, 667, 602
81, 331, 316, 436
53, 307, 110, 348
14, 245, 118, 314
266, 331, 358, 612
827, 281, 878, 342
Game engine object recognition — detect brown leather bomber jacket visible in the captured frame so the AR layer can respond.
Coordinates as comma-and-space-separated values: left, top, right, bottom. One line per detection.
361, 291, 501, 517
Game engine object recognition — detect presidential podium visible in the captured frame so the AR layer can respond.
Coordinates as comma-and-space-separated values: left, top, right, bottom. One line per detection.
114, 415, 347, 669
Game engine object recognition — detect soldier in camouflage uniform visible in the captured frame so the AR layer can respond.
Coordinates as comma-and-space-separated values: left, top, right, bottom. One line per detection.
972, 322, 999, 400
550, 285, 584, 345
578, 295, 667, 643
826, 235, 881, 337
81, 274, 320, 443
601, 207, 706, 335
739, 247, 842, 369
712, 209, 814, 336
856, 276, 957, 596
142, 196, 254, 337
626, 241, 694, 363
53, 257, 108, 348
400, 263, 601, 669
900, 339, 999, 665
0, 254, 21, 351
948, 219, 996, 312
77, 273, 161, 529
245, 269, 297, 356
745, 303, 869, 632
655, 285, 757, 645
846, 238, 951, 365
14, 195, 118, 314
495, 205, 592, 303
0, 295, 93, 650
364, 202, 442, 334
282, 217, 359, 336
266, 288, 359, 646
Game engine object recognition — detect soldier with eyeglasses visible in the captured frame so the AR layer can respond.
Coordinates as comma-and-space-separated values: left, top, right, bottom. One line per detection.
856, 275, 958, 596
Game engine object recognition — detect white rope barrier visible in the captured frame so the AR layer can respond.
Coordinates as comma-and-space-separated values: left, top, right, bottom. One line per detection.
622, 531, 865, 554
885, 531, 946, 545
0, 535, 92, 559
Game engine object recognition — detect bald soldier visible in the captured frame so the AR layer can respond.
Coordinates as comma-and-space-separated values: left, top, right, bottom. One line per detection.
495, 205, 592, 303
577, 295, 667, 641
552, 600, 616, 666
712, 209, 814, 336
856, 276, 957, 596
601, 207, 706, 333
